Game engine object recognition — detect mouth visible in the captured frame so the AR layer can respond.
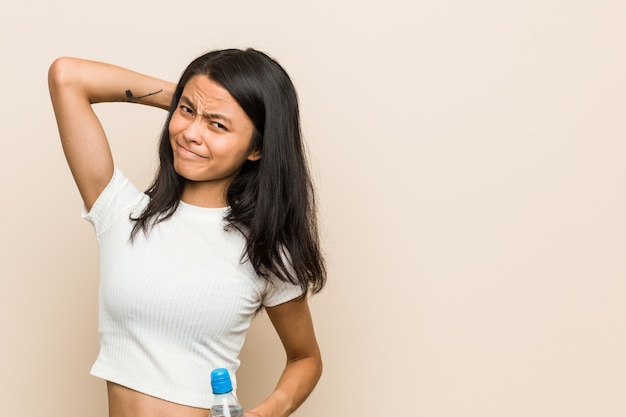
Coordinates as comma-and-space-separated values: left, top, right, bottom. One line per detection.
176, 143, 208, 159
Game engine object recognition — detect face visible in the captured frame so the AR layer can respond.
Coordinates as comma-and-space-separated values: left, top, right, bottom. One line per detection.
169, 74, 260, 191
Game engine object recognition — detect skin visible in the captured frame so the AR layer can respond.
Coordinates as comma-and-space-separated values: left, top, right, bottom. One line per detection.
48, 57, 322, 417
169, 75, 261, 208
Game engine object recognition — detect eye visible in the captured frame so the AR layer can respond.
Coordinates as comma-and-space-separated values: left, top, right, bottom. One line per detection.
179, 105, 193, 115
211, 121, 228, 131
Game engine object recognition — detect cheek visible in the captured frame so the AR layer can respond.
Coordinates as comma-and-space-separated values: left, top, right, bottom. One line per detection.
168, 116, 179, 137
169, 112, 189, 136
214, 139, 249, 159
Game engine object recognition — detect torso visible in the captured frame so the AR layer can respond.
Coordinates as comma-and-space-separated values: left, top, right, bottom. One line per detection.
85, 170, 301, 410
107, 382, 209, 417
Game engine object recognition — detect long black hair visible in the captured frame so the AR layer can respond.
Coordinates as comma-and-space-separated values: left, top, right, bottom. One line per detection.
131, 48, 326, 294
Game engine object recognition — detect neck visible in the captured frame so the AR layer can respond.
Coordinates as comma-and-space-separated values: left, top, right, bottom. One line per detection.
180, 181, 229, 208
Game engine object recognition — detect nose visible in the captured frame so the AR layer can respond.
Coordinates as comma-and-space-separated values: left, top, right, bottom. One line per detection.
182, 117, 204, 144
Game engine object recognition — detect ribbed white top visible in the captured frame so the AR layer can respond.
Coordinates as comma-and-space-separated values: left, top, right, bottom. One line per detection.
82, 168, 303, 408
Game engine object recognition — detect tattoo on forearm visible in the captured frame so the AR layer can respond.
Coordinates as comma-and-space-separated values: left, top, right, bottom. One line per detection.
125, 89, 163, 101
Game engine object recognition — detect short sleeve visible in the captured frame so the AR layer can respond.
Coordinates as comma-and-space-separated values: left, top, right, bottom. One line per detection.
261, 277, 305, 307
260, 247, 306, 306
81, 167, 146, 237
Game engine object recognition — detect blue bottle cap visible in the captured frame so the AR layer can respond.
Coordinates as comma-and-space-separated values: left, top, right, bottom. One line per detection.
211, 368, 233, 394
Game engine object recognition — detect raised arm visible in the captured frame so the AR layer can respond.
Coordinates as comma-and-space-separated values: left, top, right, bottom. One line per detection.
48, 57, 175, 210
247, 297, 323, 417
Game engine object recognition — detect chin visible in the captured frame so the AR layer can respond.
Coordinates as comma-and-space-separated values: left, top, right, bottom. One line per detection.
173, 163, 200, 181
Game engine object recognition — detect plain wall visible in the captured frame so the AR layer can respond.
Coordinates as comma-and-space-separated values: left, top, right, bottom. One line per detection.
2, 1, 625, 416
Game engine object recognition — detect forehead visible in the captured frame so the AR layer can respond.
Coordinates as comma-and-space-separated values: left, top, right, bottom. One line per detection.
181, 74, 242, 113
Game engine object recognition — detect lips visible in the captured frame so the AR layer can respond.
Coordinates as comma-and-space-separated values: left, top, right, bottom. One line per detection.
177, 143, 208, 159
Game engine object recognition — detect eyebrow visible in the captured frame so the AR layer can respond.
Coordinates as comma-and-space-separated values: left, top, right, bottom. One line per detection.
180, 96, 233, 125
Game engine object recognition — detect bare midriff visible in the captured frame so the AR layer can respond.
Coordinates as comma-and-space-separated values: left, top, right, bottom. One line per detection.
106, 381, 210, 417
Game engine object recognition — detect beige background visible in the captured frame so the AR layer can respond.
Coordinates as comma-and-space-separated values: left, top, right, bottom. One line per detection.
2, 1, 625, 416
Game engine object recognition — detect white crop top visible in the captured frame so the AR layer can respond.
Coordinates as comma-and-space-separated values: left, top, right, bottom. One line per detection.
82, 168, 303, 408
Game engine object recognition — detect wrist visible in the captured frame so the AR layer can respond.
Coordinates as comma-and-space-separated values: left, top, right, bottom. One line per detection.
248, 390, 293, 417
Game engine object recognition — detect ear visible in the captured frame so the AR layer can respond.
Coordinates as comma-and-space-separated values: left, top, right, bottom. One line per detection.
247, 149, 261, 161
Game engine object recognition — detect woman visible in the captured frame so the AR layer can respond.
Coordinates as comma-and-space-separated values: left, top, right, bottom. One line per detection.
48, 48, 326, 417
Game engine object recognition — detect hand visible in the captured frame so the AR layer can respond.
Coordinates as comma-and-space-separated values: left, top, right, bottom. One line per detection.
244, 412, 262, 417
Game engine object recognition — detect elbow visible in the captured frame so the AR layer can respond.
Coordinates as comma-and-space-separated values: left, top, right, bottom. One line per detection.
315, 349, 323, 378
48, 57, 80, 92
287, 349, 323, 386
308, 349, 323, 387
316, 354, 323, 385
310, 344, 323, 385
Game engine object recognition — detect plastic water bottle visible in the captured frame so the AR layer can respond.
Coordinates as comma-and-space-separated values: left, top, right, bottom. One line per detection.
210, 368, 244, 417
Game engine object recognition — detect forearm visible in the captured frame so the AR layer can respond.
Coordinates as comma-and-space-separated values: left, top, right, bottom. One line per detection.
247, 355, 322, 417
48, 57, 175, 110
